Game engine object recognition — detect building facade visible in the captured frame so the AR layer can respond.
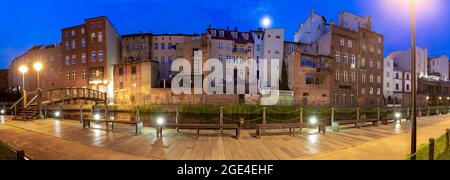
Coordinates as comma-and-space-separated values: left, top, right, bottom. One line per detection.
61, 16, 120, 101
428, 54, 449, 81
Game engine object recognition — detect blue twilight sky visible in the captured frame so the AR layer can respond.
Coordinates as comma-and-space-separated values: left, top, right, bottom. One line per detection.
1, 0, 449, 69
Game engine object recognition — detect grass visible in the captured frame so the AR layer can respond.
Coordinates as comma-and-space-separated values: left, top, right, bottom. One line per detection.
0, 140, 16, 160
406, 133, 450, 160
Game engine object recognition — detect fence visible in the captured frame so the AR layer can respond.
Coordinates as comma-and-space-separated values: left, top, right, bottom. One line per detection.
407, 129, 450, 160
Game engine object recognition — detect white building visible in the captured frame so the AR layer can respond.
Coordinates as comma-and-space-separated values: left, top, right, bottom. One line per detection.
384, 57, 412, 103
338, 11, 372, 31
386, 47, 428, 78
428, 54, 449, 81
294, 9, 329, 44
261, 28, 284, 89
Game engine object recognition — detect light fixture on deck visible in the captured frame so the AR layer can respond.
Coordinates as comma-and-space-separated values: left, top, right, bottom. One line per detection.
94, 114, 101, 120
395, 112, 402, 119
54, 111, 61, 118
309, 116, 318, 125
0, 109, 5, 115
157, 117, 165, 126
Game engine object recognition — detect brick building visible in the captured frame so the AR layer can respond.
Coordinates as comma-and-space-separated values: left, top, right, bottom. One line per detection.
61, 16, 120, 101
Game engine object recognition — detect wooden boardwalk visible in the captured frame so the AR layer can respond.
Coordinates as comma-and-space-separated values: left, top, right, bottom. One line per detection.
0, 115, 448, 160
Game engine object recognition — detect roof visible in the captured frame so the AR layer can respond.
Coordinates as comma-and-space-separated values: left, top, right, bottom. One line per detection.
122, 33, 153, 38
207, 26, 254, 44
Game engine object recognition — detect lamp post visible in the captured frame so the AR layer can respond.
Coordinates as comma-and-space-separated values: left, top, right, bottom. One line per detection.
19, 65, 28, 107
409, 0, 417, 160
33, 62, 43, 119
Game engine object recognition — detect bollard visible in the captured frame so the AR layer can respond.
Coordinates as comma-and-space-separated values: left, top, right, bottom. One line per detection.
418, 107, 422, 117
429, 138, 435, 160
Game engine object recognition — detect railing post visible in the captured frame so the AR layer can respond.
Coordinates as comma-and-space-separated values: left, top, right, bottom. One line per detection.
37, 89, 43, 119
263, 107, 267, 132
176, 107, 180, 132
446, 129, 450, 151
80, 105, 83, 124
357, 107, 360, 128
44, 105, 47, 119
429, 138, 435, 160
220, 107, 224, 134
418, 107, 422, 117
428, 106, 431, 116
407, 107, 410, 117
300, 107, 304, 125
377, 107, 381, 122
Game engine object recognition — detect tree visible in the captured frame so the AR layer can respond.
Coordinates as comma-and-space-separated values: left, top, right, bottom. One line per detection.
280, 60, 289, 91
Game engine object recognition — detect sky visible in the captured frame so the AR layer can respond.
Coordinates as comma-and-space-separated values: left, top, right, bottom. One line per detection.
1, 0, 449, 69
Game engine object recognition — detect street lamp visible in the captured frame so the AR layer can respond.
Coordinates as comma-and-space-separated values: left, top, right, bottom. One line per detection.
19, 65, 28, 107
33, 62, 43, 90
409, 0, 418, 160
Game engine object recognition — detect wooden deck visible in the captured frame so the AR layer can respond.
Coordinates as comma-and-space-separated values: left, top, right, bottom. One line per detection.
0, 115, 448, 160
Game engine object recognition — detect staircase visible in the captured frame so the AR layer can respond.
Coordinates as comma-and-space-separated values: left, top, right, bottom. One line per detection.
10, 95, 39, 121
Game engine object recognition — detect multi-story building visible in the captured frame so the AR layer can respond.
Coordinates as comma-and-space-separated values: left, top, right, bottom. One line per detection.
294, 9, 329, 44
121, 33, 152, 63
261, 28, 284, 90
0, 69, 9, 91
61, 16, 120, 101
428, 54, 449, 81
152, 34, 197, 87
387, 47, 428, 78
8, 44, 63, 91
296, 10, 384, 107
384, 57, 412, 105
285, 48, 332, 107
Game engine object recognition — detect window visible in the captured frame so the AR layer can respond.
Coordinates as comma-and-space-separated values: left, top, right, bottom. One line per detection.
370, 61, 374, 68
351, 72, 356, 82
130, 43, 137, 50
154, 43, 158, 50
81, 38, 86, 48
257, 45, 261, 52
387, 62, 391, 67
65, 41, 69, 50
387, 83, 390, 88
369, 87, 373, 95
395, 83, 400, 90
301, 56, 315, 68
161, 43, 165, 50
306, 74, 314, 84
343, 53, 349, 63
377, 76, 381, 84
71, 55, 76, 64
118, 68, 124, 76
66, 72, 70, 80
168, 56, 173, 64
377, 88, 381, 95
361, 73, 366, 83
98, 50, 104, 61
361, 58, 366, 67
243, 33, 249, 40
377, 48, 382, 55
335, 70, 340, 81
65, 31, 69, 38
343, 71, 348, 82
81, 28, 85, 34
406, 74, 410, 80
142, 43, 147, 50
226, 56, 231, 62
362, 88, 366, 94
335, 51, 340, 62
161, 57, 165, 64
370, 46, 374, 53
65, 56, 70, 65
168, 43, 172, 50
218, 43, 223, 50
289, 44, 295, 52
219, 31, 224, 37
211, 30, 217, 36
218, 55, 223, 61
72, 40, 76, 49
232, 32, 238, 39
91, 33, 96, 42
406, 84, 410, 91
98, 32, 103, 42
378, 37, 382, 43
370, 75, 374, 83
348, 40, 353, 48
71, 30, 75, 36
71, 71, 76, 80
377, 62, 381, 70
396, 73, 400, 79
362, 44, 367, 51
91, 51, 97, 62
131, 66, 137, 74
351, 55, 356, 66
82, 69, 87, 80
340, 38, 345, 46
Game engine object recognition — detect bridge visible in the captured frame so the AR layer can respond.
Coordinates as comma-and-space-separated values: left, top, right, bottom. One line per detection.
8, 88, 107, 117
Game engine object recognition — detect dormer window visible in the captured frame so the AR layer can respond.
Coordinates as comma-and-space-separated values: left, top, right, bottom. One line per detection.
219, 31, 225, 37
232, 32, 238, 39
243, 33, 249, 40
211, 30, 217, 37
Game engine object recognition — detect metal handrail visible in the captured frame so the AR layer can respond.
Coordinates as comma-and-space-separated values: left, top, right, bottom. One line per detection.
25, 95, 38, 109
8, 96, 24, 110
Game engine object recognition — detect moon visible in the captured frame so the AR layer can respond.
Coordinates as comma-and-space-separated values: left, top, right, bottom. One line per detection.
262, 17, 271, 28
